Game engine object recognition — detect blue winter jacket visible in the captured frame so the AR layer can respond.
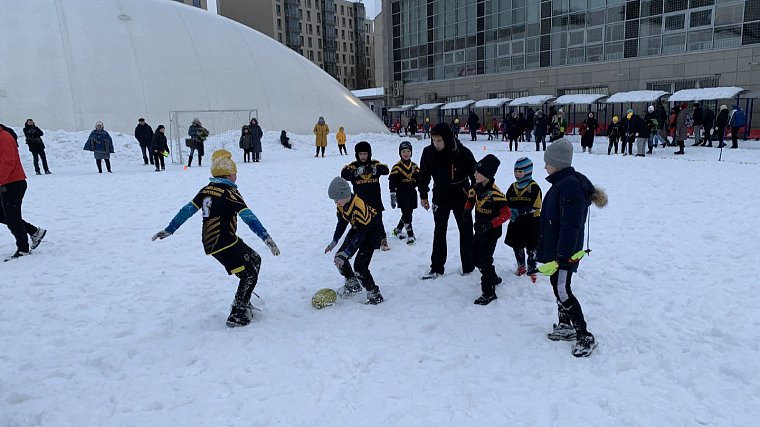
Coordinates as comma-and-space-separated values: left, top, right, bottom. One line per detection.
84, 129, 114, 153
536, 167, 594, 272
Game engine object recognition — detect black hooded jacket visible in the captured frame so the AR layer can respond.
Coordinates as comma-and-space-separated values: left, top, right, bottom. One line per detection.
134, 123, 154, 146
419, 123, 476, 207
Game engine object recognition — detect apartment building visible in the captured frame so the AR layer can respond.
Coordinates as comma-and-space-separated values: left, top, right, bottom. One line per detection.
217, 0, 380, 90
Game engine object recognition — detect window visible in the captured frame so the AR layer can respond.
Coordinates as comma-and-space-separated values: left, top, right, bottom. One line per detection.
747, 0, 760, 22
715, 4, 744, 26
568, 47, 585, 64
586, 26, 603, 43
664, 0, 687, 13
604, 41, 624, 59
276, 4, 281, 16
308, 37, 312, 48
744, 22, 760, 45
568, 29, 585, 46
714, 25, 742, 48
606, 23, 625, 41
318, 39, 322, 48
687, 29, 712, 50
639, 36, 662, 56
278, 33, 283, 42
664, 14, 686, 32
662, 33, 686, 53
307, 11, 311, 21
640, 17, 662, 37
689, 9, 712, 28
277, 19, 282, 30
586, 44, 603, 62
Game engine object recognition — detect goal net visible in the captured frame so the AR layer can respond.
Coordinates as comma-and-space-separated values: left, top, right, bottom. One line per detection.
168, 109, 258, 164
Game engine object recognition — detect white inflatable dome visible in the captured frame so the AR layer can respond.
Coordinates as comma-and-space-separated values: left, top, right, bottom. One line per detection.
0, 0, 388, 135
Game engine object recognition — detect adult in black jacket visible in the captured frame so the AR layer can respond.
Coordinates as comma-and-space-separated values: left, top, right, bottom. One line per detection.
408, 116, 418, 136
151, 125, 169, 171
533, 111, 548, 151
525, 107, 535, 142
643, 106, 659, 153
701, 107, 715, 147
580, 112, 598, 153
691, 103, 704, 146
23, 119, 51, 175
507, 111, 521, 151
419, 123, 476, 279
538, 138, 606, 357
467, 111, 480, 141
632, 111, 650, 157
134, 118, 154, 165
654, 100, 669, 145
715, 105, 729, 148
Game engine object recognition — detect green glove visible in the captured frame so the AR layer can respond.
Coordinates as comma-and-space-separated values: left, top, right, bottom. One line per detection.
538, 261, 558, 276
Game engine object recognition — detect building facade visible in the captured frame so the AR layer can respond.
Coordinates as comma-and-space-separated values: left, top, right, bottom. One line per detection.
173, 0, 207, 9
218, 0, 380, 90
382, 0, 760, 109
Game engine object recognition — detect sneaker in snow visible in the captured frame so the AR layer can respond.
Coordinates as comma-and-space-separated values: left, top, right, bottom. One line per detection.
474, 293, 497, 305
572, 333, 597, 357
380, 238, 391, 251
421, 270, 442, 280
547, 323, 577, 341
337, 277, 362, 297
529, 273, 537, 283
391, 228, 406, 239
226, 304, 254, 327
406, 236, 416, 245
365, 289, 384, 305
515, 265, 527, 276
4, 250, 31, 262
30, 227, 47, 250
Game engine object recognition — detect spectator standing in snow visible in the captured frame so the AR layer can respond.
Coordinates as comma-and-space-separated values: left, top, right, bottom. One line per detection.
655, 99, 669, 146
187, 118, 208, 167
466, 154, 512, 305
485, 112, 494, 141
691, 103, 704, 147
83, 121, 114, 173
674, 102, 688, 155
239, 126, 253, 162
151, 149, 281, 327
23, 119, 51, 175
422, 117, 431, 139
279, 130, 292, 149
621, 109, 636, 156
418, 123, 476, 280
537, 138, 606, 357
249, 118, 263, 162
134, 118, 154, 166
400, 115, 409, 136
644, 106, 660, 154
151, 125, 169, 172
408, 116, 418, 137
450, 117, 461, 140
0, 125, 47, 260
715, 105, 729, 148
534, 110, 548, 151
580, 112, 598, 154
525, 107, 535, 143
701, 106, 715, 147
507, 111, 521, 151
467, 111, 480, 142
606, 116, 622, 155
729, 105, 746, 149
336, 127, 347, 155
324, 177, 385, 305
313, 116, 329, 157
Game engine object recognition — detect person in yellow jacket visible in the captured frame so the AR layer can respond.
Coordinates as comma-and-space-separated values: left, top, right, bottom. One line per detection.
336, 127, 347, 155
313, 116, 329, 157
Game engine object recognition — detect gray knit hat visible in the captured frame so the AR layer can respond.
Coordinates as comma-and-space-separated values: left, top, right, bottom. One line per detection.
544, 138, 573, 169
328, 177, 352, 201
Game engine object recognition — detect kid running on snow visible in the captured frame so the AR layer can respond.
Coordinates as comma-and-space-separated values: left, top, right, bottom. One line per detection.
336, 127, 348, 155
465, 154, 512, 305
340, 141, 391, 251
504, 157, 542, 283
151, 149, 281, 328
389, 141, 420, 245
324, 177, 384, 305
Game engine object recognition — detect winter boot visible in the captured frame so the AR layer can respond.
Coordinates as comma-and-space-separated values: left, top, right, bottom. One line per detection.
515, 265, 527, 276
30, 227, 47, 250
421, 269, 442, 280
365, 288, 384, 305
547, 322, 576, 341
391, 227, 405, 239
198, 156, 202, 166
405, 223, 415, 245
187, 155, 193, 167
225, 303, 254, 328
572, 332, 597, 357
337, 276, 363, 297
674, 142, 685, 155
474, 293, 497, 305
4, 249, 31, 262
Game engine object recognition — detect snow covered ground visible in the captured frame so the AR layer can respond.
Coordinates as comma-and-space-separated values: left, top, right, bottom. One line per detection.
2, 128, 759, 426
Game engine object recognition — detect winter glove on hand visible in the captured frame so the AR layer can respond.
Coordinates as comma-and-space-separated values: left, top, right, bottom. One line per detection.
355, 165, 365, 177
334, 252, 349, 270
264, 237, 280, 256
473, 222, 490, 235
390, 192, 397, 209
324, 239, 338, 254
151, 229, 172, 241
510, 208, 520, 221
538, 261, 558, 276
557, 250, 588, 270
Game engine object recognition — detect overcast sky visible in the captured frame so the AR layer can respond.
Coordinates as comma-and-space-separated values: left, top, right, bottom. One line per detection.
363, 0, 381, 19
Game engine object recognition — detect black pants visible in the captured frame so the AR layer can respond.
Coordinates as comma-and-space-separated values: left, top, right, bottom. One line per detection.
608, 137, 619, 154
0, 180, 36, 253
550, 269, 588, 334
703, 127, 712, 145
96, 159, 112, 173
232, 250, 261, 308
470, 128, 478, 141
513, 247, 537, 271
394, 206, 415, 237
253, 151, 261, 162
243, 149, 251, 162
140, 144, 153, 165
430, 203, 474, 274
315, 146, 325, 156
339, 145, 347, 155
337, 226, 382, 292
152, 152, 165, 170
31, 150, 50, 173
473, 229, 500, 296
717, 127, 726, 146
509, 137, 518, 151
731, 126, 740, 148
535, 135, 546, 151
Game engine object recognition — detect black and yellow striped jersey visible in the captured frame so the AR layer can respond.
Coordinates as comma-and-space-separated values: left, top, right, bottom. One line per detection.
340, 160, 389, 210
191, 182, 248, 255
389, 159, 420, 194
465, 182, 511, 227
331, 194, 380, 257
505, 181, 542, 218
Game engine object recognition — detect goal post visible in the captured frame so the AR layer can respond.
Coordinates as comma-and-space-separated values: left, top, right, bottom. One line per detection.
168, 109, 258, 164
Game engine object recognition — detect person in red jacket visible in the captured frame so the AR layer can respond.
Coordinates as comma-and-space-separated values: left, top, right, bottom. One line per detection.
0, 126, 46, 260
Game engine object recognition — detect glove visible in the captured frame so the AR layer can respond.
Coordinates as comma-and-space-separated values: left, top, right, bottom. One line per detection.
334, 252, 349, 270
324, 239, 338, 254
390, 192, 397, 209
370, 166, 377, 176
355, 165, 366, 176
264, 237, 280, 256
556, 250, 589, 270
151, 229, 172, 241
473, 222, 490, 235
510, 208, 520, 221
538, 261, 558, 276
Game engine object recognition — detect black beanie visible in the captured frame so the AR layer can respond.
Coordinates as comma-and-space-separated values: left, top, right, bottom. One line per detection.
399, 140, 412, 156
475, 154, 500, 180
354, 140, 372, 161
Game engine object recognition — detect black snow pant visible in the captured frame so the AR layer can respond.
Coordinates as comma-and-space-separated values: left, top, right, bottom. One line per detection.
550, 269, 589, 335
152, 152, 165, 170
535, 134, 546, 151
509, 137, 519, 151
338, 144, 348, 155
96, 159, 112, 173
395, 206, 415, 237
337, 225, 382, 292
513, 247, 537, 272
31, 149, 50, 174
608, 137, 619, 154
0, 180, 36, 253
473, 228, 500, 297
430, 203, 474, 275
470, 128, 478, 141
140, 144, 153, 165
731, 126, 740, 148
213, 241, 262, 309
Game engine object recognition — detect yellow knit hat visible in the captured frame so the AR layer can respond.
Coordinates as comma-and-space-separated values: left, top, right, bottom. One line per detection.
210, 149, 237, 177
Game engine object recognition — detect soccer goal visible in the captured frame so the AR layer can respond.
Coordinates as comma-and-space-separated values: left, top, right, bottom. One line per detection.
168, 109, 258, 164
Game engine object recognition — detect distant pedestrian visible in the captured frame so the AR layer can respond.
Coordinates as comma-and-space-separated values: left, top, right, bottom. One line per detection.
22, 119, 51, 175
151, 125, 169, 171
83, 121, 114, 173
313, 116, 329, 157
134, 118, 154, 166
